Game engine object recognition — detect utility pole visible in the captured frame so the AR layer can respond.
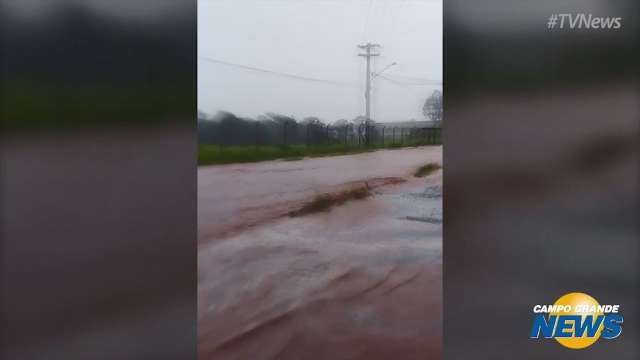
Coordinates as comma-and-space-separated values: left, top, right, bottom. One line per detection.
358, 43, 380, 146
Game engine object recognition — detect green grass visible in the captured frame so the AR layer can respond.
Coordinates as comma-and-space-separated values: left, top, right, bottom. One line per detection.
200, 144, 402, 166
289, 187, 370, 217
2, 82, 194, 131
414, 163, 442, 177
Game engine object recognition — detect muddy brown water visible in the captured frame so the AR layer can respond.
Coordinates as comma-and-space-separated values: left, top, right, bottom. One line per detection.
198, 146, 442, 242
198, 146, 443, 359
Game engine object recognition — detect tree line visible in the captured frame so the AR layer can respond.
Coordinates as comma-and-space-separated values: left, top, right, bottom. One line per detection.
198, 90, 443, 147
198, 111, 374, 146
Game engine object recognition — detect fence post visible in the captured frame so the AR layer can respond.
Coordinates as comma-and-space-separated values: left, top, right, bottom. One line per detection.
344, 125, 348, 145
283, 121, 287, 146
255, 122, 259, 150
326, 124, 330, 145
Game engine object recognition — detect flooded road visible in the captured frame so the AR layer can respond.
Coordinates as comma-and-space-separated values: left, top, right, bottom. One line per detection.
198, 146, 442, 359
198, 146, 442, 241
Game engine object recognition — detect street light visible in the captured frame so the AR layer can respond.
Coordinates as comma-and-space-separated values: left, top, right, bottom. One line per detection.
372, 62, 397, 78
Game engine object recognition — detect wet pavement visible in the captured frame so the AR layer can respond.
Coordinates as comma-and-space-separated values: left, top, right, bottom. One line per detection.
198, 146, 443, 360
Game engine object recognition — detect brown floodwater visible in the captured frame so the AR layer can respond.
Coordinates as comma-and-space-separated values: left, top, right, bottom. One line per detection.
198, 146, 442, 242
198, 146, 443, 360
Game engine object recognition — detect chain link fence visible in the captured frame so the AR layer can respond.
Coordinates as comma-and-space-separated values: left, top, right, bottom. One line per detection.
199, 119, 442, 148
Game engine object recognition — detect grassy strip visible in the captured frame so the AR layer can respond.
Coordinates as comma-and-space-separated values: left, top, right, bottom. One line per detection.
414, 163, 442, 177
2, 83, 194, 131
198, 143, 435, 166
289, 187, 370, 217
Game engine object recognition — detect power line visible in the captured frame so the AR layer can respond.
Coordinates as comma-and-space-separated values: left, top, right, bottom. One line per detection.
378, 74, 441, 88
381, 73, 442, 85
377, 75, 414, 89
362, 0, 374, 41
378, 0, 394, 39
388, 0, 408, 50
372, 62, 397, 78
384, 73, 442, 83
198, 55, 354, 87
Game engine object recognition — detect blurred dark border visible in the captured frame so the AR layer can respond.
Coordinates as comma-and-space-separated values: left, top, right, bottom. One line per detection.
1, 1, 195, 131
444, 1, 638, 359
1, 1, 197, 359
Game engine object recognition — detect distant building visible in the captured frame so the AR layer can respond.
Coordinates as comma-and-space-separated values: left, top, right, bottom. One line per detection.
377, 120, 440, 128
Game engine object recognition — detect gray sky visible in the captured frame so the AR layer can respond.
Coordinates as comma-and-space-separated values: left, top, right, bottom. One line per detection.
198, 0, 442, 123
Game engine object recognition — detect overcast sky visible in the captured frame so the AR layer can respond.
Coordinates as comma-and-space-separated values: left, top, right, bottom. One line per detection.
198, 0, 442, 123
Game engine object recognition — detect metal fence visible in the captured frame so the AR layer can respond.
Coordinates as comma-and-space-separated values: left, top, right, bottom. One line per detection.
198, 121, 442, 147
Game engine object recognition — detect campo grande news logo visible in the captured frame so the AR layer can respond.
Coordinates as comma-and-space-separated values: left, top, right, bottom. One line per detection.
530, 292, 623, 349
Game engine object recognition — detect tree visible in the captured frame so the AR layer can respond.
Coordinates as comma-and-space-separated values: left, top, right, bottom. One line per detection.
333, 119, 349, 127
300, 116, 326, 144
350, 116, 367, 144
351, 116, 368, 126
423, 90, 443, 125
197, 110, 211, 121
301, 116, 323, 126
